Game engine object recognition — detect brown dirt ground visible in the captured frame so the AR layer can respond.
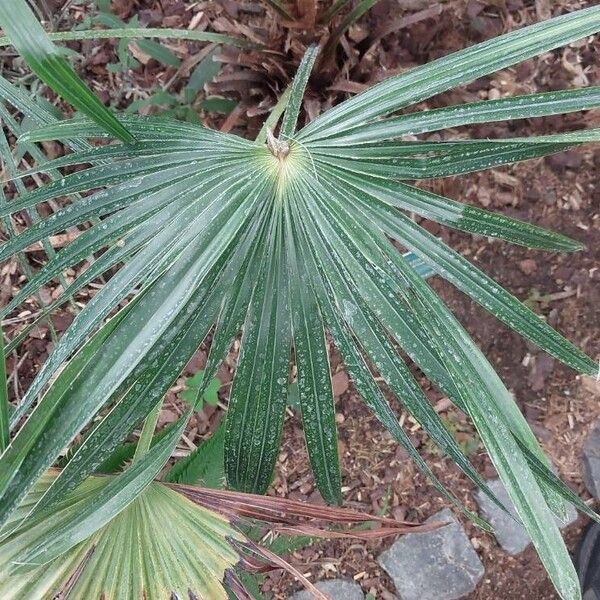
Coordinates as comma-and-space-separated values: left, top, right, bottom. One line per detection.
1, 1, 600, 598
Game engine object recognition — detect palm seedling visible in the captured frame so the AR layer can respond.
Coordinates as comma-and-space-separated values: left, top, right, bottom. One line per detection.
1, 3, 600, 599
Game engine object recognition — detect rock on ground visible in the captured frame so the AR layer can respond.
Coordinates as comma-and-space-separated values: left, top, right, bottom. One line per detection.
475, 478, 577, 555
378, 508, 484, 600
290, 578, 365, 600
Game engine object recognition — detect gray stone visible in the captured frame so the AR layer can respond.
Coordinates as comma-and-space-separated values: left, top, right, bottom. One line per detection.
475, 478, 577, 555
290, 579, 365, 600
378, 508, 484, 600
583, 422, 600, 499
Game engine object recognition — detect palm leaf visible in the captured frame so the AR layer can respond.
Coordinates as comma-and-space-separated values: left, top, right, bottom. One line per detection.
0, 470, 431, 600
315, 86, 600, 144
2, 9, 600, 599
298, 5, 600, 139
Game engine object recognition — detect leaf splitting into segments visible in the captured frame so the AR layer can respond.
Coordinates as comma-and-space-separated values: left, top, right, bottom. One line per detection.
36, 195, 272, 512
289, 172, 508, 516
7, 160, 257, 427
200, 203, 275, 398
0, 472, 241, 600
56, 198, 270, 486
0, 170, 270, 526
2, 189, 204, 356
0, 154, 252, 316
33, 257, 227, 511
0, 306, 131, 527
288, 170, 465, 407
0, 0, 133, 142
332, 177, 576, 520
158, 205, 273, 498
185, 193, 282, 505
0, 149, 249, 219
318, 163, 580, 252
6, 165, 268, 474
9, 414, 188, 565
283, 197, 342, 505
313, 86, 600, 145
0, 161, 203, 264
298, 5, 600, 140
301, 174, 514, 510
331, 171, 598, 377
225, 192, 293, 495
320, 169, 574, 516
308, 169, 568, 572
313, 140, 573, 181
384, 258, 580, 600
285, 182, 491, 528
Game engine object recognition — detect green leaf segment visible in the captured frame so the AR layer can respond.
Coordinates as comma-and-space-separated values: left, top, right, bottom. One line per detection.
0, 0, 134, 142
1, 7, 600, 599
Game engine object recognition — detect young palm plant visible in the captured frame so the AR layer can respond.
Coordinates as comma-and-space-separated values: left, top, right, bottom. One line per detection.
1, 3, 600, 599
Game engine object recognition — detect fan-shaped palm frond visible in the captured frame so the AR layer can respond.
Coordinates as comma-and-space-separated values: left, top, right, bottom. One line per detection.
0, 470, 426, 599
0, 473, 243, 600
2, 7, 600, 599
